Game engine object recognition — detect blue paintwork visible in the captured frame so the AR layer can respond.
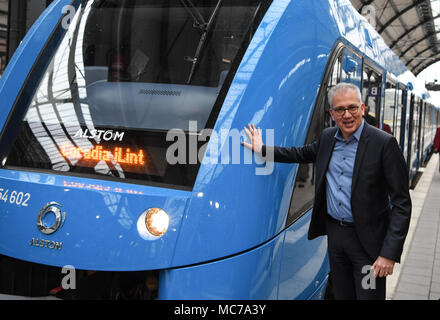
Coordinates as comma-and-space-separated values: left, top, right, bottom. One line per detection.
159, 211, 329, 299
0, 0, 431, 299
159, 225, 284, 300
0, 168, 191, 271
277, 210, 330, 299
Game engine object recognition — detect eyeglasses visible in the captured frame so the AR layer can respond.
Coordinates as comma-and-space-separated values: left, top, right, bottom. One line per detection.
332, 105, 360, 116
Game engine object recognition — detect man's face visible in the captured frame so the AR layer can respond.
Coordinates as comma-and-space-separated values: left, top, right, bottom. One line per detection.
329, 89, 365, 140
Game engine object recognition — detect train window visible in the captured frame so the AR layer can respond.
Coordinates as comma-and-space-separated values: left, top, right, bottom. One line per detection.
362, 65, 382, 126
285, 46, 341, 226
383, 80, 396, 136
3, 0, 271, 189
329, 53, 342, 88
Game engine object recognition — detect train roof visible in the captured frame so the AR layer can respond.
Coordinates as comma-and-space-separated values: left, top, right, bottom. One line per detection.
331, 0, 426, 98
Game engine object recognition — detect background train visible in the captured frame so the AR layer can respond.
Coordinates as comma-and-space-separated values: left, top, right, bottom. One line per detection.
0, 0, 438, 299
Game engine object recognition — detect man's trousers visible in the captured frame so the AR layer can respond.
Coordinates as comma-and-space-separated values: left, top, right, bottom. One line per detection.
326, 216, 386, 300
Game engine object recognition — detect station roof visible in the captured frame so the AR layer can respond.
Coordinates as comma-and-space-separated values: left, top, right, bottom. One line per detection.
1, 1, 439, 77
350, 0, 440, 76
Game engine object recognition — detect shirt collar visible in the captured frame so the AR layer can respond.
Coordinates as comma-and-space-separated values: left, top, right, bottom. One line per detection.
334, 119, 365, 142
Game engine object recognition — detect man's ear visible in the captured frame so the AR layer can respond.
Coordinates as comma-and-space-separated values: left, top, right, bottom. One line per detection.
360, 103, 365, 116
329, 108, 335, 122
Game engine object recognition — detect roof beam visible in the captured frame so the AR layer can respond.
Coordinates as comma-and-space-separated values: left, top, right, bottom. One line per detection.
406, 46, 432, 66
378, 0, 425, 34
390, 13, 440, 50
399, 30, 440, 58
388, 0, 412, 38
413, 53, 440, 75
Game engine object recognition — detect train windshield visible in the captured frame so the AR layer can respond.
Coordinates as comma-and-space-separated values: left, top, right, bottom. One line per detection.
5, 0, 269, 189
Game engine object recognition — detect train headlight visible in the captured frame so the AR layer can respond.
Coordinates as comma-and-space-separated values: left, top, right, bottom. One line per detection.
145, 208, 169, 237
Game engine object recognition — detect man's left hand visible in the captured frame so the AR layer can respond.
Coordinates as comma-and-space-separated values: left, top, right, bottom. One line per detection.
372, 256, 395, 277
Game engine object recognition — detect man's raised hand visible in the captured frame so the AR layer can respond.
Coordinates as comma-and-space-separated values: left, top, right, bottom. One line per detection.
242, 124, 264, 154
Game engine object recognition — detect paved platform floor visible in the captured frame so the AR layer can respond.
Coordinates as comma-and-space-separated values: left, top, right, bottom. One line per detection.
387, 154, 440, 300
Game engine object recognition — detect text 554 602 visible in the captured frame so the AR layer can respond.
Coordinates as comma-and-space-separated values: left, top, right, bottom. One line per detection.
0, 188, 31, 207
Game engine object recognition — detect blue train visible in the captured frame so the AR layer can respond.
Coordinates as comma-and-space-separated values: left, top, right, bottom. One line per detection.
0, 0, 438, 299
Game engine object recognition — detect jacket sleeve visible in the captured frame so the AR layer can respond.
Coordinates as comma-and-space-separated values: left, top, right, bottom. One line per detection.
379, 136, 412, 262
262, 140, 319, 164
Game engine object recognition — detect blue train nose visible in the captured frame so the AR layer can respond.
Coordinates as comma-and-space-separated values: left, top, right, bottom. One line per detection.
0, 169, 191, 271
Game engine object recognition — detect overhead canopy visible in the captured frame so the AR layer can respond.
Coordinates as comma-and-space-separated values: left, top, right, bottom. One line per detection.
350, 0, 440, 76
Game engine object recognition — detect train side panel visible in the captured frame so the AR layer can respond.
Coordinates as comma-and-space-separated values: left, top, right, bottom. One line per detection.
159, 211, 329, 299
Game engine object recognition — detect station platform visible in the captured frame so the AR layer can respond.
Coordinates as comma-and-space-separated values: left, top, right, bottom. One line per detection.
388, 154, 440, 300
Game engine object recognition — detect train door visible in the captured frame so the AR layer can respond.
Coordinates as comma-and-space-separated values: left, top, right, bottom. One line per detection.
432, 105, 439, 152
427, 104, 435, 155
406, 93, 415, 178
401, 90, 411, 166
419, 101, 427, 166
362, 64, 383, 128
416, 99, 423, 168
383, 76, 397, 136
277, 44, 349, 299
424, 103, 433, 164
436, 106, 440, 142
283, 45, 363, 228
435, 107, 440, 141
436, 108, 440, 129
395, 84, 405, 148
409, 96, 422, 183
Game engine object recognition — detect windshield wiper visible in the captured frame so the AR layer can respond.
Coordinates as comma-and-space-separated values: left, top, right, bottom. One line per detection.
180, 0, 223, 84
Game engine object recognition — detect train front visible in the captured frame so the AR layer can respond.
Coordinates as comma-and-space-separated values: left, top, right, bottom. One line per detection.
0, 0, 280, 299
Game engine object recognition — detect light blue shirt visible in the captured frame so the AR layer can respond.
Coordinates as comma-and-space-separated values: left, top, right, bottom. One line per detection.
326, 120, 365, 223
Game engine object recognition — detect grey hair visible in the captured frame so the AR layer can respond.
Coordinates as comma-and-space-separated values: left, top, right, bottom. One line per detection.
327, 82, 362, 108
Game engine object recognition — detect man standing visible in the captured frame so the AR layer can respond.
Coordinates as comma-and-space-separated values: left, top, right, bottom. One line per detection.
242, 82, 411, 300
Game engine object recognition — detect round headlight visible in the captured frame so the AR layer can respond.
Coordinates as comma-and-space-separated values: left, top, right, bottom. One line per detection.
145, 208, 169, 237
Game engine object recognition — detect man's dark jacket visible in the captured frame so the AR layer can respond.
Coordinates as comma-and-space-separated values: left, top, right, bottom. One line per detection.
263, 123, 411, 263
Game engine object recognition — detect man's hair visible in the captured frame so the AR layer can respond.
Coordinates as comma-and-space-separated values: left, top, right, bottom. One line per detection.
328, 82, 362, 108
